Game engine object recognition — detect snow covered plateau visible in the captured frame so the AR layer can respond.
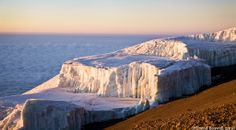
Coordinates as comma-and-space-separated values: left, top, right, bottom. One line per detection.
0, 27, 236, 130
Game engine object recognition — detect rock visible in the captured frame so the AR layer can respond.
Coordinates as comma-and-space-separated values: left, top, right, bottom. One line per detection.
0, 104, 23, 130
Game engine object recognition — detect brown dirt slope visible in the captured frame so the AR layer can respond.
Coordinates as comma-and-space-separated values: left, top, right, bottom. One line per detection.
106, 80, 236, 130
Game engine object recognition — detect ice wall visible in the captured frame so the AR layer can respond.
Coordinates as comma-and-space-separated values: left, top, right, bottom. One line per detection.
58, 55, 211, 103
58, 55, 172, 101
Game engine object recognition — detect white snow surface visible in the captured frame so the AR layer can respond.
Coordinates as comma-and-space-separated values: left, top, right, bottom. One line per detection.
71, 53, 174, 68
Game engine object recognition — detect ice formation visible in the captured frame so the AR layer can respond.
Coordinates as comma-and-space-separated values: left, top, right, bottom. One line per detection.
187, 27, 236, 42
59, 54, 211, 103
121, 27, 236, 67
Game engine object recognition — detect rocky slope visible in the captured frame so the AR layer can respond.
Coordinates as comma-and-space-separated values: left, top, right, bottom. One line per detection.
134, 104, 236, 129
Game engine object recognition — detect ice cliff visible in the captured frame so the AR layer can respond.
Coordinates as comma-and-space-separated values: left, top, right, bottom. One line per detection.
59, 54, 211, 103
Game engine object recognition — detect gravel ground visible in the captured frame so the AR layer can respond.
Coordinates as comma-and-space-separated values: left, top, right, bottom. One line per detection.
134, 104, 236, 130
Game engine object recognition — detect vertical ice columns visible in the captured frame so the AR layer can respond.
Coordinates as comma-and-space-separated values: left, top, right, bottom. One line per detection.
58, 61, 160, 101
58, 55, 211, 103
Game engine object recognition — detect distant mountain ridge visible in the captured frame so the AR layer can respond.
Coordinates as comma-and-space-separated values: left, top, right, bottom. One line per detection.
187, 27, 236, 42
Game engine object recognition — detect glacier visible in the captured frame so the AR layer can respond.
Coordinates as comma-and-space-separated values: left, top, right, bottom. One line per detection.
0, 27, 236, 130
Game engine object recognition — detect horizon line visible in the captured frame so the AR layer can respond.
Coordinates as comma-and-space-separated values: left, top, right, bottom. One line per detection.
0, 30, 214, 37
0, 32, 179, 36
1, 27, 233, 36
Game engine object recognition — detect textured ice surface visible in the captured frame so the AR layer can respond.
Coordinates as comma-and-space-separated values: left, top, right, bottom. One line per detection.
59, 53, 211, 103
121, 39, 190, 60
